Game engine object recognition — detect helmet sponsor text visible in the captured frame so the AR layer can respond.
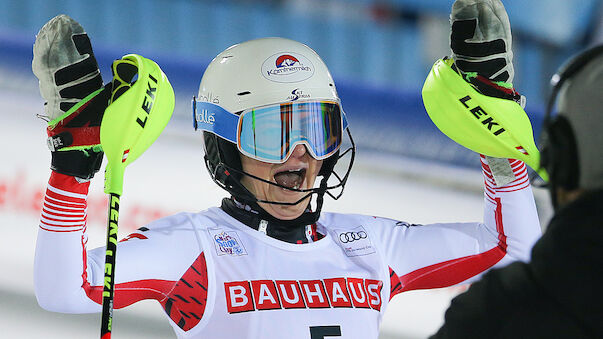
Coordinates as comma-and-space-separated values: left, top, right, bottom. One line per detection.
287, 88, 311, 101
262, 52, 314, 83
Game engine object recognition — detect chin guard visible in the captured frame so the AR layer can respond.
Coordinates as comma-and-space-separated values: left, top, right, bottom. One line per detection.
422, 58, 548, 181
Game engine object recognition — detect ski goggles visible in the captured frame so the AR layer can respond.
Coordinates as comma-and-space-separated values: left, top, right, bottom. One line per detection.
192, 99, 348, 163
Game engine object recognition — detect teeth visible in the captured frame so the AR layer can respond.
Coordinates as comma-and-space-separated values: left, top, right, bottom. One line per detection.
282, 183, 301, 190
274, 167, 306, 191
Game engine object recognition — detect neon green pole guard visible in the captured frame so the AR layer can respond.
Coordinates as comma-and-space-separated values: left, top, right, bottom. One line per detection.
100, 54, 175, 195
422, 58, 548, 181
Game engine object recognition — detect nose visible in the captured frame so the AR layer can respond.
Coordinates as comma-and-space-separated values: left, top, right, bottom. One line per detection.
290, 144, 307, 159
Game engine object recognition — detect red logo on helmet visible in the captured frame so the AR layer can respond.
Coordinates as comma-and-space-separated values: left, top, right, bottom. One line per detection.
262, 52, 314, 83
276, 55, 299, 68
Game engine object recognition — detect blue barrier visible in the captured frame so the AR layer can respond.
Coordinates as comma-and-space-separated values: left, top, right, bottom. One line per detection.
0, 12, 546, 170
0, 0, 584, 106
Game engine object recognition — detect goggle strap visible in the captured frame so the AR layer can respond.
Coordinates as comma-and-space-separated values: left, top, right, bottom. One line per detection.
193, 101, 239, 143
194, 100, 349, 135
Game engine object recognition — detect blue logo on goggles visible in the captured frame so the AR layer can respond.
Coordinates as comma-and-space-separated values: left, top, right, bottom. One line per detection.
193, 99, 348, 164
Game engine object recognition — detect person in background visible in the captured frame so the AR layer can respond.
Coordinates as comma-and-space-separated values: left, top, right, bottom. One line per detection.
432, 42, 603, 339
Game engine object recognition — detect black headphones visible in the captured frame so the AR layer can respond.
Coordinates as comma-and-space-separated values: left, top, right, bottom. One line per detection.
539, 44, 603, 191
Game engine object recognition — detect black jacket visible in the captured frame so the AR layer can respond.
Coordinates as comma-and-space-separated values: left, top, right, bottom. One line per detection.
431, 190, 603, 339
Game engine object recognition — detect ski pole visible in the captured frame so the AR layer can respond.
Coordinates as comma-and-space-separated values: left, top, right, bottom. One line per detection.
99, 54, 174, 339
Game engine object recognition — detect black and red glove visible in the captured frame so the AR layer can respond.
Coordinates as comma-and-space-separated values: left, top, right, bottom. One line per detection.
33, 14, 109, 180
450, 0, 524, 107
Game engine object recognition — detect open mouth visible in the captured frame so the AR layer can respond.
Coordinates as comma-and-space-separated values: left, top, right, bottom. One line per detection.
274, 168, 307, 190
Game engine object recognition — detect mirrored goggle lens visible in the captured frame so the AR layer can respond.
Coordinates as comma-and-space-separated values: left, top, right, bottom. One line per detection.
238, 101, 344, 163
192, 99, 347, 164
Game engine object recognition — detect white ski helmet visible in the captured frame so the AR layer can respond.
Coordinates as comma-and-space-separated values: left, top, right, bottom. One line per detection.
198, 37, 339, 113
194, 37, 355, 218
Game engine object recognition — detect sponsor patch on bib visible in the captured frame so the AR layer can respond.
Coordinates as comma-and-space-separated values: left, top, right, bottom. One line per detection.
209, 229, 247, 256
334, 226, 375, 257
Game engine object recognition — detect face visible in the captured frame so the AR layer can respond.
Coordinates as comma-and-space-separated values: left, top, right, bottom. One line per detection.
240, 144, 323, 220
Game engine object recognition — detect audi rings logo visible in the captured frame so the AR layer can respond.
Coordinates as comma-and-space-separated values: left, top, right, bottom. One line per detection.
339, 231, 367, 243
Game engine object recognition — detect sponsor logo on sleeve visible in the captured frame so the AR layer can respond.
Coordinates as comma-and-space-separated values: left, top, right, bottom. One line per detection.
262, 52, 314, 83
395, 221, 423, 228
374, 216, 422, 228
209, 229, 247, 256
334, 226, 375, 257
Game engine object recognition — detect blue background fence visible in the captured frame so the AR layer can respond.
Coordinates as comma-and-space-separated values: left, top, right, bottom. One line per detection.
1, 0, 601, 168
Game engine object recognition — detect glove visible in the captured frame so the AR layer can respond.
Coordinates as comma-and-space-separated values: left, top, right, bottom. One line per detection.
449, 0, 532, 186
450, 0, 524, 106
32, 14, 108, 180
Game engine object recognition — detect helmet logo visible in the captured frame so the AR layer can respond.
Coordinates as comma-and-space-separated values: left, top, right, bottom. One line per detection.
287, 88, 311, 101
197, 92, 220, 104
276, 54, 299, 67
262, 52, 314, 83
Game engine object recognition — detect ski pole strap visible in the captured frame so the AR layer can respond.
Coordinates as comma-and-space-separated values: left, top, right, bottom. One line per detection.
46, 87, 107, 152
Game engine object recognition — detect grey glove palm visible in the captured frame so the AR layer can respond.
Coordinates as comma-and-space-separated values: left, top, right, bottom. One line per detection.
451, 0, 514, 83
